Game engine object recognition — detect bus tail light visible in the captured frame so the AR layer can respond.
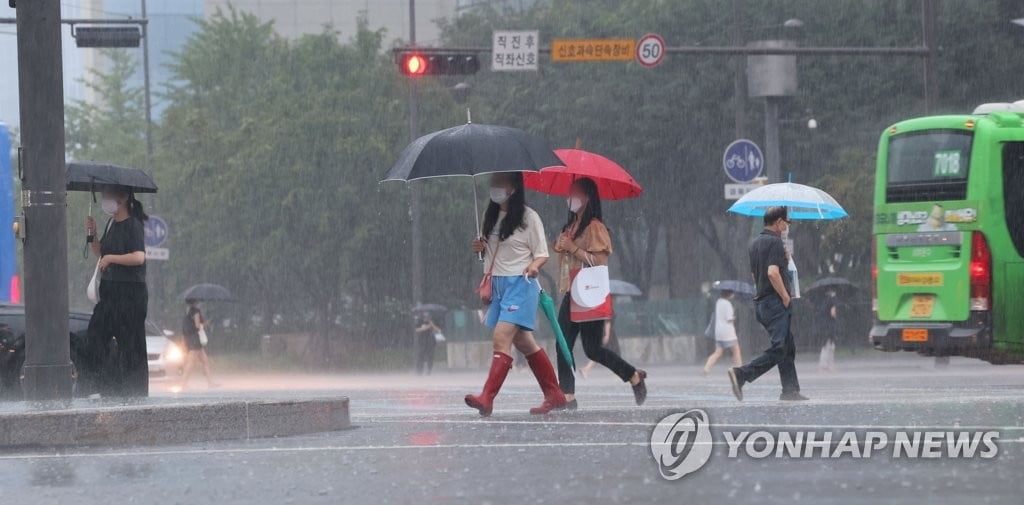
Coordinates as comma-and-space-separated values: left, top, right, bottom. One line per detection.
969, 231, 991, 311
871, 237, 878, 312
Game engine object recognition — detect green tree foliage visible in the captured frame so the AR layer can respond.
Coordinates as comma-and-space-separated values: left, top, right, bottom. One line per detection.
156, 9, 426, 361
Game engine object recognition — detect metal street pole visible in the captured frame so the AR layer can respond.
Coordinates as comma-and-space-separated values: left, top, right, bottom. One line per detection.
141, 0, 153, 167
764, 97, 781, 182
139, 0, 161, 316
16, 0, 73, 401
732, 0, 747, 138
921, 0, 938, 113
408, 0, 424, 306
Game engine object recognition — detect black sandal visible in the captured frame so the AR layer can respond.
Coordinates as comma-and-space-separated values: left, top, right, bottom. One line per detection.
631, 370, 648, 406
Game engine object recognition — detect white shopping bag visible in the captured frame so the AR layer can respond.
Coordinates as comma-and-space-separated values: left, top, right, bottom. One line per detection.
571, 264, 611, 308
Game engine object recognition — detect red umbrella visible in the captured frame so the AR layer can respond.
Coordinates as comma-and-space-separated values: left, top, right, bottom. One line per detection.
523, 149, 642, 200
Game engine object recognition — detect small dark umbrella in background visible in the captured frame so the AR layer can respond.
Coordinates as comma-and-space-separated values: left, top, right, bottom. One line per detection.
609, 279, 643, 297
180, 283, 234, 302
412, 304, 448, 322
412, 303, 448, 314
711, 280, 756, 300
805, 277, 858, 296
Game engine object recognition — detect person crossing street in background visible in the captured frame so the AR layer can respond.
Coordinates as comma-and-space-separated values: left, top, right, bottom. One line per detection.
703, 290, 742, 375
728, 206, 808, 402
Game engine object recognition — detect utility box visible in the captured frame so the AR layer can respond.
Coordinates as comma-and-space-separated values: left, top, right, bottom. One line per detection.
747, 40, 798, 97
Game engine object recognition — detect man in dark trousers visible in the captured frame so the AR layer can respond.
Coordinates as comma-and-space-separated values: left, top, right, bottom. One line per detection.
728, 206, 809, 402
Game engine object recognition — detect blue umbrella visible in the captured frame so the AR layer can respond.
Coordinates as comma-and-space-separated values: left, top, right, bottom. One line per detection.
728, 182, 847, 220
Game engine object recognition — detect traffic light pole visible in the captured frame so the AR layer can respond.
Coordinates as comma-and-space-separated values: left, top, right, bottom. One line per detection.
408, 0, 424, 306
15, 0, 73, 401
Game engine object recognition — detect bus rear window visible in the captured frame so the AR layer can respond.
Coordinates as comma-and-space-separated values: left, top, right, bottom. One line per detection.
886, 130, 972, 202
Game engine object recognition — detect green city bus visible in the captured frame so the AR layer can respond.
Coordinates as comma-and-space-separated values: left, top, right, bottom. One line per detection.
871, 102, 1024, 364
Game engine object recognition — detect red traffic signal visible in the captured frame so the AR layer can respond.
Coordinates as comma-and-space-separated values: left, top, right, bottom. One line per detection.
397, 51, 480, 77
403, 54, 428, 75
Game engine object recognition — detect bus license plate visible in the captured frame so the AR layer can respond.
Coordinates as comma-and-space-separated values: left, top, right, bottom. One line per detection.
897, 272, 943, 287
902, 329, 928, 342
909, 295, 935, 318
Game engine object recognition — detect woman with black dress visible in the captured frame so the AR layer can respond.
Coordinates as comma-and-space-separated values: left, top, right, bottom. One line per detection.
84, 186, 149, 397
180, 299, 218, 389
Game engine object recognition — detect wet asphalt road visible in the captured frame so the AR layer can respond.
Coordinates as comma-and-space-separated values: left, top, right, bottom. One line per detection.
1, 353, 1023, 505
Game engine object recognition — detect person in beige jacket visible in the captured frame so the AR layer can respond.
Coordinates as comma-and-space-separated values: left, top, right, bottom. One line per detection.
552, 177, 647, 411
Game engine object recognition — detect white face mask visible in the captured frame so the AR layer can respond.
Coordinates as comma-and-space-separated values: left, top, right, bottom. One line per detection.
100, 198, 120, 216
489, 187, 510, 205
567, 197, 585, 213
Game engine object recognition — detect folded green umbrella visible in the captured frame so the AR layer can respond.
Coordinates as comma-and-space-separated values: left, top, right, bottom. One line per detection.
539, 289, 574, 370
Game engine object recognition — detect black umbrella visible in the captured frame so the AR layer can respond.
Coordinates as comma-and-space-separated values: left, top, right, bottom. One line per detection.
711, 280, 756, 299
412, 303, 448, 314
180, 283, 234, 302
67, 161, 158, 194
609, 279, 643, 297
382, 120, 563, 244
806, 277, 858, 296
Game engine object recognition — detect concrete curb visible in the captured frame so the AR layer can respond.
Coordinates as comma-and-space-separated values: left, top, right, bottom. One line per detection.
0, 396, 350, 448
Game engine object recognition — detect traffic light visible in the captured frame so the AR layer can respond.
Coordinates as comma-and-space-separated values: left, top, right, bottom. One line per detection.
397, 52, 480, 77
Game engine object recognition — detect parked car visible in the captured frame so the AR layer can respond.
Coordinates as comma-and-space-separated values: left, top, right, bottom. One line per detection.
146, 319, 185, 377
0, 304, 183, 398
0, 303, 91, 398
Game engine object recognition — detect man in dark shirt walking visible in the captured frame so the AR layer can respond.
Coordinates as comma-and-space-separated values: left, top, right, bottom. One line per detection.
728, 206, 808, 402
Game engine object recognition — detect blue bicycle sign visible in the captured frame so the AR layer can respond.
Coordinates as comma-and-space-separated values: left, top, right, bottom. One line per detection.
722, 139, 764, 183
144, 215, 169, 248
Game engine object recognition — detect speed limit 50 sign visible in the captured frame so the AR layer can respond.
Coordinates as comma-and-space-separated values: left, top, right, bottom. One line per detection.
636, 33, 665, 68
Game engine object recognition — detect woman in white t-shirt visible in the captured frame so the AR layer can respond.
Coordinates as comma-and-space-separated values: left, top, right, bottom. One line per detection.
465, 172, 567, 416
702, 290, 743, 375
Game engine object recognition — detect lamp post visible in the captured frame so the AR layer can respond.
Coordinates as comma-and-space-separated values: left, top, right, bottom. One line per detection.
747, 18, 803, 183
408, 0, 423, 307
1, 11, 150, 400
14, 0, 73, 401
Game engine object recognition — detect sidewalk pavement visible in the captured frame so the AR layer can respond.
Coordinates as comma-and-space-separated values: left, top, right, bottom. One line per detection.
0, 395, 349, 448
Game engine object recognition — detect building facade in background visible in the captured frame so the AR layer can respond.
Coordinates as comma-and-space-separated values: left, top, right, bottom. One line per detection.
203, 0, 458, 43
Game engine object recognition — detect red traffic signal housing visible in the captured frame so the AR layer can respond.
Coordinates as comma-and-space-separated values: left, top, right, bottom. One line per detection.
397, 51, 480, 76
403, 54, 428, 75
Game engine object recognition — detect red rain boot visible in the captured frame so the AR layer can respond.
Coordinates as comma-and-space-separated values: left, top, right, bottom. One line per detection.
465, 352, 514, 417
526, 349, 567, 415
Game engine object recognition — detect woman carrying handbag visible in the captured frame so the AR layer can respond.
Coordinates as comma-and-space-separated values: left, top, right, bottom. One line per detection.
465, 172, 566, 416
553, 178, 647, 410
179, 298, 220, 390
84, 186, 149, 397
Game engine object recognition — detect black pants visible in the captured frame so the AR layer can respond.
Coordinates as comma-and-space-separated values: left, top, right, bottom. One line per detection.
737, 296, 800, 394
555, 295, 636, 395
84, 281, 149, 397
414, 333, 435, 375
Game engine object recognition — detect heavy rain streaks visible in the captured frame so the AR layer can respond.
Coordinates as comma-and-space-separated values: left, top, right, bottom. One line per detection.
1, 1, 1024, 505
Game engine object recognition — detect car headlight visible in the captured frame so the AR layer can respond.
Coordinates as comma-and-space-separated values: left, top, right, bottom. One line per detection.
164, 343, 184, 363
